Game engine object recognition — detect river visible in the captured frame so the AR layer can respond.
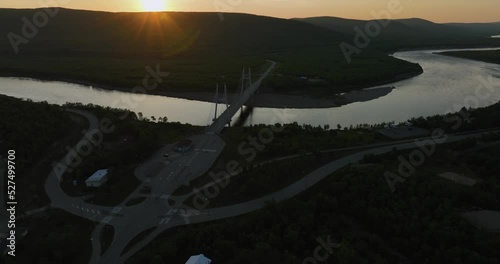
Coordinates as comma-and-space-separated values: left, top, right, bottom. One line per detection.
1, 48, 500, 127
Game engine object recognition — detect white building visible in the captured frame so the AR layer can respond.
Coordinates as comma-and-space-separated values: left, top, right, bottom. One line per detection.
85, 169, 109, 187
186, 254, 211, 264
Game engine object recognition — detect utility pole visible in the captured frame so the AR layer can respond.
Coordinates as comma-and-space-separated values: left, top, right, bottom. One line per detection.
213, 83, 219, 121
240, 67, 253, 110
224, 83, 230, 127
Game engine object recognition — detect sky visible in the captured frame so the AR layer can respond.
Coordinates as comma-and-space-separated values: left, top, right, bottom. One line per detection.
2, 0, 499, 23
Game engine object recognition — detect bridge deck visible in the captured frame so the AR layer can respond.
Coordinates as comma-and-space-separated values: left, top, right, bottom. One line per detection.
206, 61, 276, 134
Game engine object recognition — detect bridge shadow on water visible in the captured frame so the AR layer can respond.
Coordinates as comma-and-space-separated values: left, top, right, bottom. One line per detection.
232, 105, 254, 127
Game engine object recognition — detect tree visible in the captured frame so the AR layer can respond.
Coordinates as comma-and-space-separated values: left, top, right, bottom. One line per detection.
151, 255, 163, 264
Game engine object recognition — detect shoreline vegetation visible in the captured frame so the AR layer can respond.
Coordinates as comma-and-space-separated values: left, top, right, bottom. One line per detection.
4, 90, 500, 263
0, 8, 436, 109
0, 67, 422, 108
2, 9, 499, 109
436, 49, 500, 65
0, 8, 498, 109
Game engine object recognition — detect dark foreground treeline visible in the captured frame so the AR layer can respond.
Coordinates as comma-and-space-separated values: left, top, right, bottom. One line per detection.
129, 103, 500, 264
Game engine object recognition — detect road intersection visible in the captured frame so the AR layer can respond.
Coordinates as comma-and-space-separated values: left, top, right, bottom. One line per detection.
46, 107, 500, 264
40, 62, 500, 263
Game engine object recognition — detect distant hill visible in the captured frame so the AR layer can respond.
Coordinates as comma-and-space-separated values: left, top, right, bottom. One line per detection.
445, 22, 500, 37
0, 8, 495, 96
294, 17, 500, 50
0, 8, 345, 58
295, 17, 472, 37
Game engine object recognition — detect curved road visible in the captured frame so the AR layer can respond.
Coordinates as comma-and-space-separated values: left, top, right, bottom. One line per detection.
119, 128, 500, 262
41, 79, 500, 264
45, 109, 117, 218
45, 109, 500, 264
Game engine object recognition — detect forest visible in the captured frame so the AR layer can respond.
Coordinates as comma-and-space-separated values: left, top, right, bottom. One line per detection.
2, 97, 500, 263
129, 137, 500, 264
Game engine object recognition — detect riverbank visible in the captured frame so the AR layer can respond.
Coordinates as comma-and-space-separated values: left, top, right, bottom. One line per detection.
0, 67, 420, 108
436, 49, 500, 65
162, 86, 394, 109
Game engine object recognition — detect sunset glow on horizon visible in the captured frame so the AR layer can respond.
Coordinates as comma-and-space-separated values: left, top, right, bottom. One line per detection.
3, 0, 500, 23
140, 0, 168, 12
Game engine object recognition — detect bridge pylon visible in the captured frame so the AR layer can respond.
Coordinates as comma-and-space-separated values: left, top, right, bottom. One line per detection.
240, 67, 253, 111
212, 83, 230, 125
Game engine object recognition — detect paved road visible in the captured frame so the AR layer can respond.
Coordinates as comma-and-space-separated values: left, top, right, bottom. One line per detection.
44, 109, 116, 221
92, 61, 278, 263
39, 108, 228, 264
198, 132, 486, 219
44, 107, 500, 264
118, 128, 500, 262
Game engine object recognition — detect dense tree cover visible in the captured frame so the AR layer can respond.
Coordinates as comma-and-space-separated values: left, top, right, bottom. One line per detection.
458, 143, 500, 197
0, 95, 71, 172
221, 122, 378, 165
405, 102, 500, 133
187, 155, 331, 208
0, 9, 428, 95
4, 96, 500, 263
0, 95, 72, 209
129, 103, 500, 264
267, 48, 423, 92
10, 209, 94, 264
222, 101, 500, 166
439, 50, 500, 65
60, 103, 201, 205
0, 99, 205, 263
129, 139, 500, 264
296, 17, 500, 53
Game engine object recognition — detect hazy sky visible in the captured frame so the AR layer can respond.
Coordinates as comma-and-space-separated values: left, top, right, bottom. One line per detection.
3, 0, 499, 23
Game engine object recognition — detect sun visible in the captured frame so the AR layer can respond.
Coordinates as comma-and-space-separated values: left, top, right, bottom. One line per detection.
141, 0, 166, 12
